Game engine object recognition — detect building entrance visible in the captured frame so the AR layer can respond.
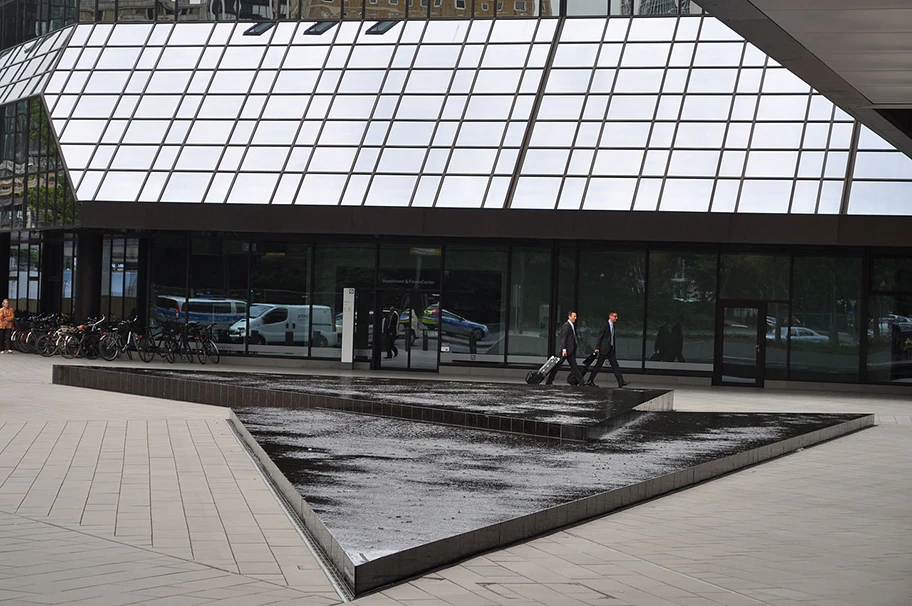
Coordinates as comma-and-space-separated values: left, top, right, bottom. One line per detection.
714, 301, 767, 387
374, 290, 440, 372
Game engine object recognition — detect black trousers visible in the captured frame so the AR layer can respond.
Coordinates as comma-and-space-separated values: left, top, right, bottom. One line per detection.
546, 351, 582, 385
384, 334, 398, 357
0, 328, 9, 351
589, 348, 625, 386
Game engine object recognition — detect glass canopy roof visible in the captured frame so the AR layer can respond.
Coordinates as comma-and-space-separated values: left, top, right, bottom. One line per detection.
1, 16, 909, 215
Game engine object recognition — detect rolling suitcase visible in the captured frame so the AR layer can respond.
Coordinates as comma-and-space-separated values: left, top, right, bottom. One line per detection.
526, 355, 560, 385
566, 352, 598, 386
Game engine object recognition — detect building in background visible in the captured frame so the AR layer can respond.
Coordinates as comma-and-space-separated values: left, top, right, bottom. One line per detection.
1, 1, 912, 387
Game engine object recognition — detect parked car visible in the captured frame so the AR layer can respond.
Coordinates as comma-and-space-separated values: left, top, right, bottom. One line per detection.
766, 327, 829, 342
228, 304, 336, 347
868, 316, 912, 339
421, 304, 488, 340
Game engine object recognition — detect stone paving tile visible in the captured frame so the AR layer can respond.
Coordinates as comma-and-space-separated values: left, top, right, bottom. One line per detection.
2, 354, 912, 605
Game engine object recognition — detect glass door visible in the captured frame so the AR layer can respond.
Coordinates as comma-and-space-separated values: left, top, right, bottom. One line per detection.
375, 290, 440, 371
714, 301, 767, 387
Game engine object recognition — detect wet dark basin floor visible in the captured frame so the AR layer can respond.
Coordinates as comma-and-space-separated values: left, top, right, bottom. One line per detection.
234, 405, 865, 564
120, 368, 667, 426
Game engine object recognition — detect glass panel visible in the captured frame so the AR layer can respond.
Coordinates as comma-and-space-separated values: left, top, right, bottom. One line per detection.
578, 250, 645, 365
507, 247, 551, 364
440, 247, 506, 365
313, 245, 376, 360
867, 294, 912, 383
62, 239, 75, 315
646, 250, 716, 371
849, 182, 912, 216
379, 245, 441, 291
149, 235, 188, 334
873, 257, 912, 293
178, 240, 246, 355
583, 178, 636, 210
659, 179, 713, 212
378, 291, 440, 370
720, 254, 788, 301
764, 300, 785, 379
737, 180, 791, 213
720, 306, 760, 385
854, 151, 912, 180
789, 256, 861, 381
243, 243, 310, 357
101, 238, 112, 318
511, 177, 560, 209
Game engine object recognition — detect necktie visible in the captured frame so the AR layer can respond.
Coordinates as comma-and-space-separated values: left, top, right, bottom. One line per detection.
609, 322, 614, 347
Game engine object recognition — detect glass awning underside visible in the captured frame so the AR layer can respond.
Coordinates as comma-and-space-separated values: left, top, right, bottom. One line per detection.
1, 17, 910, 214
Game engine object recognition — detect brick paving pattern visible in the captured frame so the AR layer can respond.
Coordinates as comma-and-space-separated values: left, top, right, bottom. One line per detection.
1, 355, 910, 605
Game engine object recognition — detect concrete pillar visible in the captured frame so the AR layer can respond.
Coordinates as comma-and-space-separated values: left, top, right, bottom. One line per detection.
74, 231, 102, 322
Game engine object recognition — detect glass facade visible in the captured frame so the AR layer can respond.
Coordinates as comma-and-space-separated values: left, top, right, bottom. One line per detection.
7, 232, 42, 311
136, 234, 912, 385
0, 0, 702, 46
0, 0, 77, 53
99, 235, 138, 319
867, 256, 912, 384
0, 17, 906, 214
0, 97, 78, 230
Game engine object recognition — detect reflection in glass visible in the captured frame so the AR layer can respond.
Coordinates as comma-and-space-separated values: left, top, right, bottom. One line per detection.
440, 247, 506, 365
646, 250, 715, 371
578, 250, 645, 364
0, 98, 77, 230
148, 235, 188, 335
867, 294, 912, 383
719, 305, 761, 385
790, 256, 861, 381
720, 254, 788, 301
507, 248, 551, 364
311, 244, 375, 358
243, 243, 309, 356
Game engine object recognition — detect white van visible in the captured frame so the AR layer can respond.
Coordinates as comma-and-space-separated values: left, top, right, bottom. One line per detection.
228, 304, 336, 347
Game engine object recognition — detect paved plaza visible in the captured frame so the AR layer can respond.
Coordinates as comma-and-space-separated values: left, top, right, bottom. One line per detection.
1, 355, 911, 606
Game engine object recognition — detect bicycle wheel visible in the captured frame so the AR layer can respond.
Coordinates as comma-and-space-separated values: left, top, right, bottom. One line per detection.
160, 338, 176, 364
80, 334, 99, 359
60, 334, 81, 359
37, 334, 56, 357
10, 330, 24, 352
194, 339, 207, 365
23, 331, 38, 354
136, 335, 155, 363
204, 340, 220, 364
99, 334, 120, 361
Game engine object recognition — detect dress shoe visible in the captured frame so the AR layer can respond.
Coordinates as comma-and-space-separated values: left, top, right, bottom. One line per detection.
619, 380, 629, 387
584, 381, 597, 387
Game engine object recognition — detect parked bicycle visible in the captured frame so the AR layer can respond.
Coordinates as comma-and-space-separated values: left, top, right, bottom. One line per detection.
99, 316, 147, 362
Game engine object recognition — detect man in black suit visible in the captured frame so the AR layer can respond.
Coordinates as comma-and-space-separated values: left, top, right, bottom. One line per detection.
383, 305, 399, 358
587, 311, 629, 388
545, 311, 584, 386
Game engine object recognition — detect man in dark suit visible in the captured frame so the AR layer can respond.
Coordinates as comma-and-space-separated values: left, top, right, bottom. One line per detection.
545, 311, 583, 386
587, 311, 629, 388
383, 305, 399, 358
